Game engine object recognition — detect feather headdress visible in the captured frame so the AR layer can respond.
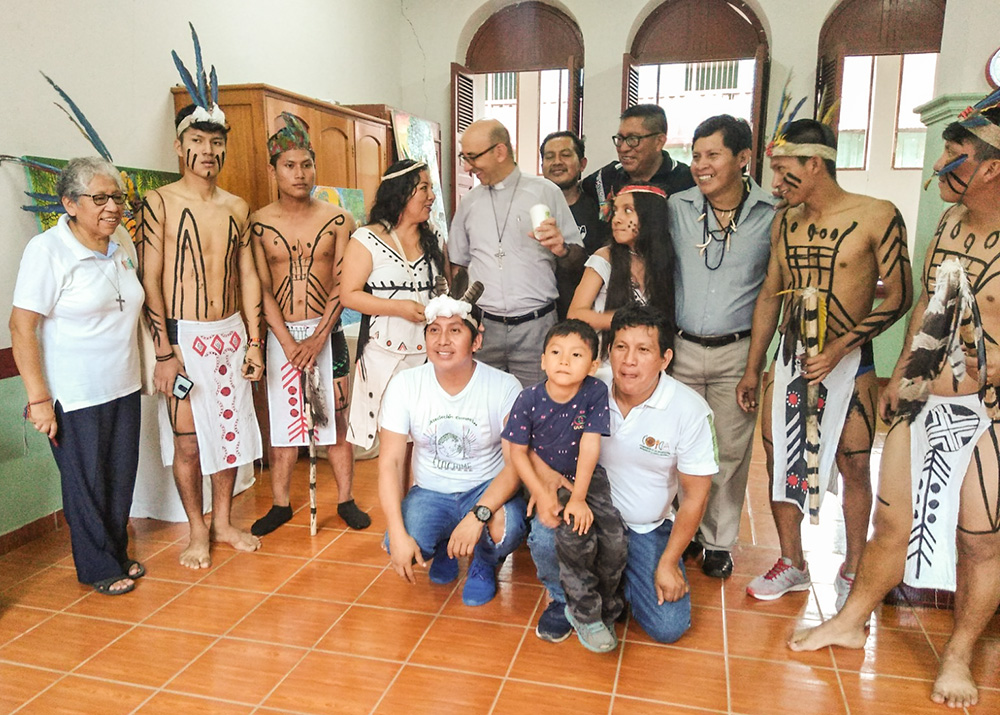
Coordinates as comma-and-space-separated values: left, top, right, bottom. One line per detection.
172, 23, 226, 136
765, 74, 836, 162
425, 281, 485, 331
267, 112, 313, 160
1, 73, 142, 233
958, 85, 1000, 151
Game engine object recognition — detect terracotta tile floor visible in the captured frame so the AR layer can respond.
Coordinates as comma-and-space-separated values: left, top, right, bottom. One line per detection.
1, 433, 998, 714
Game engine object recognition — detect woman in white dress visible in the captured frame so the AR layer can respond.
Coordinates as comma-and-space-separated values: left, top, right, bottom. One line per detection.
341, 160, 449, 449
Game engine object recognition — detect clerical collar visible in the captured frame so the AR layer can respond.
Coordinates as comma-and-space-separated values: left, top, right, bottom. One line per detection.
491, 166, 520, 191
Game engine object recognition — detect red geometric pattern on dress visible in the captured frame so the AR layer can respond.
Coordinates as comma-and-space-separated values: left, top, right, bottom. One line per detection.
190, 329, 244, 466
211, 335, 225, 353
192, 336, 207, 356
229, 332, 242, 351
281, 361, 308, 444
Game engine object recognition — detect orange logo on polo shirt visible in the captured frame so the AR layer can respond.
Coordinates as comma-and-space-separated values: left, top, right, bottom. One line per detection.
640, 434, 673, 456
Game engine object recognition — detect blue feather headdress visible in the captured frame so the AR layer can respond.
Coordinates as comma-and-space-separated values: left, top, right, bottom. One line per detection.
958, 85, 1000, 151
172, 23, 226, 136
765, 74, 837, 162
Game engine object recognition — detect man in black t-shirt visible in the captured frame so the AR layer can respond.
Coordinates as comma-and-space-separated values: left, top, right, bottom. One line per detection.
540, 131, 605, 318
581, 104, 695, 219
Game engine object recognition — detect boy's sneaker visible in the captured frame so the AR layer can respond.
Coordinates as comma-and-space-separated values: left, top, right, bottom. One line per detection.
746, 557, 811, 601
428, 544, 458, 585
461, 556, 497, 606
564, 605, 618, 653
834, 564, 854, 613
535, 601, 572, 643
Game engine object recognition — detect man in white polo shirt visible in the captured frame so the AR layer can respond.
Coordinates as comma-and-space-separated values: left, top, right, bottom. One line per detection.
527, 304, 718, 643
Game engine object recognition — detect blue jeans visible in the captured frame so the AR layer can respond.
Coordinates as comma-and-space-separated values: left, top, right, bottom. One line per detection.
528, 517, 691, 643
391, 481, 528, 566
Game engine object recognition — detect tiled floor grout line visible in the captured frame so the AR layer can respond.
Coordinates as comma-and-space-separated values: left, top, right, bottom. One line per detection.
743, 484, 760, 546
607, 610, 630, 714
720, 577, 733, 715
365, 569, 462, 714
485, 589, 545, 714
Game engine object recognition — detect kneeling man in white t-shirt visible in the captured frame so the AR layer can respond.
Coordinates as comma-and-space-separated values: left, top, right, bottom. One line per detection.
527, 304, 719, 642
379, 287, 528, 606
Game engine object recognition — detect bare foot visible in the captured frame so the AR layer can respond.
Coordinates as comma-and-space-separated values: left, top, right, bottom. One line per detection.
211, 524, 261, 553
179, 531, 212, 569
788, 616, 868, 651
931, 656, 978, 708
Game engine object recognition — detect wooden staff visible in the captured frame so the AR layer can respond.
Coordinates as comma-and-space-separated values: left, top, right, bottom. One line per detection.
801, 288, 822, 525
301, 368, 318, 536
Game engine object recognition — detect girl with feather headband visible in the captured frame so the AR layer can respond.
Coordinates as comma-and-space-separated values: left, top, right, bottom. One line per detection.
788, 86, 1000, 711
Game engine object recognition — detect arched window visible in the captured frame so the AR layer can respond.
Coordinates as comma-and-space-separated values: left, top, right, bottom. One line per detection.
623, 0, 769, 177
451, 2, 584, 211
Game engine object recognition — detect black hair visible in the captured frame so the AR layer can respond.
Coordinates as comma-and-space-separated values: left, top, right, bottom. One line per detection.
609, 304, 674, 356
783, 119, 837, 178
540, 131, 585, 161
604, 186, 674, 357
174, 103, 230, 138
368, 159, 445, 274
693, 114, 753, 157
544, 319, 600, 360
620, 104, 667, 135
942, 121, 1000, 162
269, 147, 316, 168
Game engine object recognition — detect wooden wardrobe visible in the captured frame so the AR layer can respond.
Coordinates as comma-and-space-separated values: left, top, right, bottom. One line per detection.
170, 83, 390, 213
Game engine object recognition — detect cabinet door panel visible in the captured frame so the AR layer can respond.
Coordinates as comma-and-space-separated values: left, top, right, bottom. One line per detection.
354, 121, 387, 218
315, 113, 355, 191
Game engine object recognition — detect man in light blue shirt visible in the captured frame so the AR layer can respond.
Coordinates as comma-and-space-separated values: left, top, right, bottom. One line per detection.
667, 115, 775, 578
449, 119, 583, 387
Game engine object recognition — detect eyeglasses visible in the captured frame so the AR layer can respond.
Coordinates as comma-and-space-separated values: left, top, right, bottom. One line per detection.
458, 143, 499, 164
79, 192, 127, 206
612, 133, 662, 148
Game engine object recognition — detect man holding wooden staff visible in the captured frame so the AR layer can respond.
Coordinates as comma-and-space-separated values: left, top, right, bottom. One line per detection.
736, 114, 912, 607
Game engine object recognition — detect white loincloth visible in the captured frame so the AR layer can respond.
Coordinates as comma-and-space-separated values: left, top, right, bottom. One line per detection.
158, 313, 262, 474
770, 337, 861, 512
346, 342, 425, 449
905, 393, 989, 591
266, 318, 337, 447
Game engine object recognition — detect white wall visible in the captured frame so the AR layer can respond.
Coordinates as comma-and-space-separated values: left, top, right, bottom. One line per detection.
0, 0, 405, 347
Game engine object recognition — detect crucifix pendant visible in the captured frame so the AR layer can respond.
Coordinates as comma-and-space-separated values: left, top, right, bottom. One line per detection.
115, 293, 125, 312
495, 246, 505, 267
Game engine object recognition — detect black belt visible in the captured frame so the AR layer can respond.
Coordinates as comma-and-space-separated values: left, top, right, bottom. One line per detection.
481, 303, 556, 326
677, 328, 751, 348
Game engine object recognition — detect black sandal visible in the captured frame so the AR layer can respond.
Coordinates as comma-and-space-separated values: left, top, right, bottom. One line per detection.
123, 559, 146, 580
92, 575, 135, 596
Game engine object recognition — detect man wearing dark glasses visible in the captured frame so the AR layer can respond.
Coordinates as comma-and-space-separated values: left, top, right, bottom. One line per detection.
581, 104, 695, 220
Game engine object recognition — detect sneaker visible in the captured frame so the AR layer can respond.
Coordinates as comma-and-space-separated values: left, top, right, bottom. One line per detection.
428, 544, 458, 585
461, 556, 497, 606
564, 605, 618, 653
535, 601, 572, 643
702, 550, 734, 579
834, 564, 854, 613
746, 557, 811, 601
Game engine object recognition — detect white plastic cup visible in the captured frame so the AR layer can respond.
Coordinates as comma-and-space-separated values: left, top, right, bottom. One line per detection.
529, 203, 551, 232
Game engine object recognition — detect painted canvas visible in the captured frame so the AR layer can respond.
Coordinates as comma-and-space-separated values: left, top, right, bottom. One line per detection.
311, 185, 366, 327
390, 111, 448, 244
312, 185, 366, 227
21, 155, 179, 234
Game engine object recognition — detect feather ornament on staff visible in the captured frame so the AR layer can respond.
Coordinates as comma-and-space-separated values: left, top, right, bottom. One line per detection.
301, 366, 330, 536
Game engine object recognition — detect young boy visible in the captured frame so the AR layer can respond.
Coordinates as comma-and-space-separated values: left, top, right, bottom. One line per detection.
503, 320, 628, 652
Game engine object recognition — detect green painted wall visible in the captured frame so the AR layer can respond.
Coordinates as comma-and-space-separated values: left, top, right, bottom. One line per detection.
0, 376, 62, 537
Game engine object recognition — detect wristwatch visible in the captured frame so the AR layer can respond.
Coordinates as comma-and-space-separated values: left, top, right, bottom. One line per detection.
471, 504, 493, 523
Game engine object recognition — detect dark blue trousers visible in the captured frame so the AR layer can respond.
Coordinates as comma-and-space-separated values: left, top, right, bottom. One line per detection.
50, 391, 141, 584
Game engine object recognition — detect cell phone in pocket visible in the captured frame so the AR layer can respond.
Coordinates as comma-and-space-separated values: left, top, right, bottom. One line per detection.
172, 374, 194, 400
